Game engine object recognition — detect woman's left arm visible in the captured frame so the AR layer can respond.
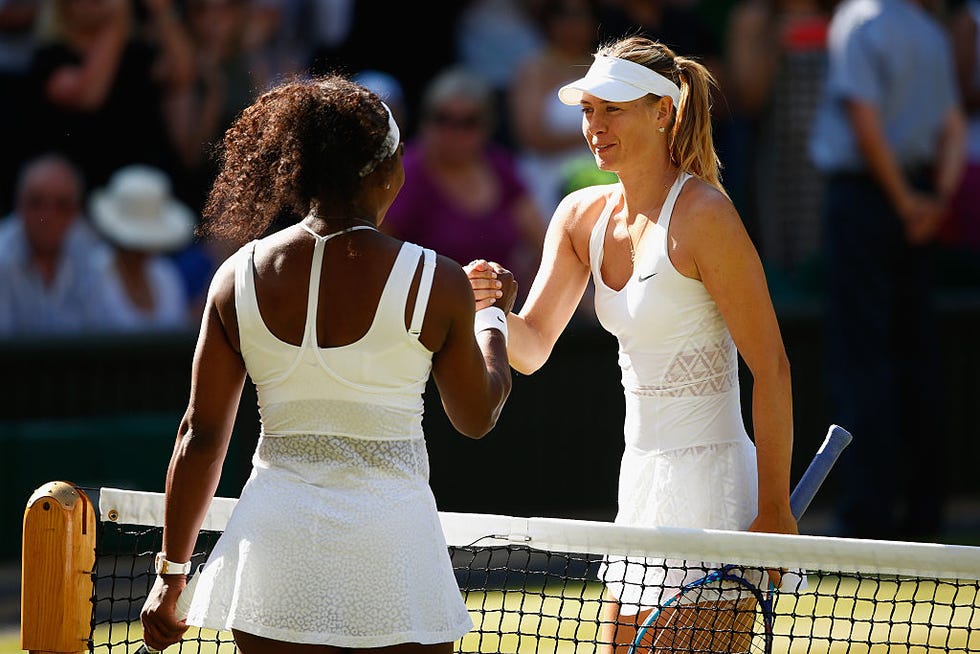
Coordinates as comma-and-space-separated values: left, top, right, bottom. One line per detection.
686, 192, 797, 536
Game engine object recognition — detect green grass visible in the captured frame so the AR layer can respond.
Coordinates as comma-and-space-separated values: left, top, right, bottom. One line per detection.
0, 629, 19, 654
4, 577, 977, 653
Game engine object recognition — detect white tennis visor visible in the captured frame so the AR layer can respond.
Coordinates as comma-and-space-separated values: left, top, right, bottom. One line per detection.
558, 55, 681, 108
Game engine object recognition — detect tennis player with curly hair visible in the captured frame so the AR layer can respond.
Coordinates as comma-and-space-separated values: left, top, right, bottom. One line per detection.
140, 74, 517, 653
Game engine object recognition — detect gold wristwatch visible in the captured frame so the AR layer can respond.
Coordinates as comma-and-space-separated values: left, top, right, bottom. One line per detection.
154, 552, 192, 575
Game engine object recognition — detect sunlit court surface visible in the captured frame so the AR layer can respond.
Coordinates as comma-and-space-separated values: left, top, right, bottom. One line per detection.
26, 574, 980, 653
17, 483, 980, 654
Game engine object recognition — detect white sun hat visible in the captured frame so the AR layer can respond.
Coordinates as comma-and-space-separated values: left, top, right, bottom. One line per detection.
90, 165, 196, 252
558, 55, 681, 107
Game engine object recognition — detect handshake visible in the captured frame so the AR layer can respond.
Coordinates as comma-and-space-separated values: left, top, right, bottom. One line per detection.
464, 259, 518, 315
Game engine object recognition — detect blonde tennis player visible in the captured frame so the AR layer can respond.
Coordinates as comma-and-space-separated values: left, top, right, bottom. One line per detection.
140, 74, 516, 653
467, 35, 798, 652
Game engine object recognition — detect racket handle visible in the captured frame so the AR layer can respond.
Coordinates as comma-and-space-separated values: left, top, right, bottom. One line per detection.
790, 425, 853, 520
138, 565, 202, 653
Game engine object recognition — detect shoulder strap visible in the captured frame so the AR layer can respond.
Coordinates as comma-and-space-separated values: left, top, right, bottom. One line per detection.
408, 248, 436, 337
588, 189, 619, 276
302, 238, 327, 346
657, 172, 692, 232
233, 241, 258, 323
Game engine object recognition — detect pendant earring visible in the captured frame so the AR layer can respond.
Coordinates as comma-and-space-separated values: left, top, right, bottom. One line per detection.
658, 127, 665, 133
385, 182, 391, 189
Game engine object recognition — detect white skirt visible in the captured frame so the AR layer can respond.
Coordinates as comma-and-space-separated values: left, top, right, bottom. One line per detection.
600, 439, 760, 615
185, 434, 473, 646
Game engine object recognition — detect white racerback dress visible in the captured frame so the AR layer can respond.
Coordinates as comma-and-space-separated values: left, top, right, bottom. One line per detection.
184, 224, 473, 646
589, 174, 760, 614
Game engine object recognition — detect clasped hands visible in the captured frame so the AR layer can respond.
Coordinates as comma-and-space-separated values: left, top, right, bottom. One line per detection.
464, 259, 518, 314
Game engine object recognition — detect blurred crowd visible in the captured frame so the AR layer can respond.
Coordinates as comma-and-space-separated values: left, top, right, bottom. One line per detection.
0, 0, 978, 338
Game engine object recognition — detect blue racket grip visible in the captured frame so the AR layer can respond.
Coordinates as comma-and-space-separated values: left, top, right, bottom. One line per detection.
789, 425, 853, 520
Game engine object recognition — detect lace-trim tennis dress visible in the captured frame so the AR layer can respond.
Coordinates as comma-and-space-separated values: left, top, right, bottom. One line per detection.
184, 224, 473, 646
590, 174, 760, 614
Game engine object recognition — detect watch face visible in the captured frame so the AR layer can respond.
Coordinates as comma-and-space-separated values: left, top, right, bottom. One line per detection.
155, 553, 189, 574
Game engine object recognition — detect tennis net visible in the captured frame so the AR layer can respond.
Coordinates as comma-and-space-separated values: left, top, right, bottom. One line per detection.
29, 485, 980, 653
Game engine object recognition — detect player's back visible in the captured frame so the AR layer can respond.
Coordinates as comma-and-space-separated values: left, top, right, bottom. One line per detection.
232, 225, 436, 444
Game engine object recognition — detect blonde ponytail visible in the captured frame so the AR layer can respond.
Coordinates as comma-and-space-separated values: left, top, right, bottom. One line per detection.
672, 56, 725, 195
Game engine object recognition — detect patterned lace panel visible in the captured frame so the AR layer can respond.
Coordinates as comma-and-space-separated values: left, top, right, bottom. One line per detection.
255, 432, 431, 479
260, 398, 423, 440
633, 336, 738, 397
189, 432, 470, 642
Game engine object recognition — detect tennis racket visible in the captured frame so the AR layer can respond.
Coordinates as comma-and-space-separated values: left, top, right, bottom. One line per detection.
136, 564, 203, 654
626, 424, 853, 654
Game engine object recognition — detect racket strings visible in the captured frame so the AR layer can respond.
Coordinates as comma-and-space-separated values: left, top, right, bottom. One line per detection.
631, 587, 766, 653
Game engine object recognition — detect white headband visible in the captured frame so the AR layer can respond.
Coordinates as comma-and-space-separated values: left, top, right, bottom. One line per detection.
359, 101, 400, 177
558, 55, 681, 108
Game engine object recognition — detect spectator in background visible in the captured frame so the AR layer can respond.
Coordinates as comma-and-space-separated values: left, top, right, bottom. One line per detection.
725, 0, 831, 286
89, 164, 195, 332
0, 153, 113, 336
285, 0, 354, 79
808, 0, 966, 540
312, 1, 465, 131
0, 0, 38, 73
0, 0, 40, 213
171, 0, 263, 212
942, 0, 980, 284
382, 66, 547, 305
353, 68, 409, 132
597, 0, 723, 75
509, 0, 603, 221
23, 0, 195, 195
455, 0, 545, 145
240, 0, 327, 86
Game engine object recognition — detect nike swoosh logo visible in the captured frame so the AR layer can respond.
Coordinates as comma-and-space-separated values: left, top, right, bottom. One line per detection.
638, 272, 658, 282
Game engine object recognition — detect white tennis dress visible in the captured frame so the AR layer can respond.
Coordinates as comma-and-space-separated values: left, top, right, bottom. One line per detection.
185, 224, 473, 646
589, 174, 760, 614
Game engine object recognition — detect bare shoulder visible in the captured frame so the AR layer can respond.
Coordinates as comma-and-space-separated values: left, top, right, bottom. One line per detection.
208, 244, 244, 307
672, 177, 746, 243
251, 227, 302, 274
554, 183, 620, 236
205, 245, 246, 348
548, 183, 621, 264
430, 252, 474, 304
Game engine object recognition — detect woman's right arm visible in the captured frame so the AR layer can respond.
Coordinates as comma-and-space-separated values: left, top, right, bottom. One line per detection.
429, 256, 516, 439
493, 192, 594, 374
45, 0, 129, 110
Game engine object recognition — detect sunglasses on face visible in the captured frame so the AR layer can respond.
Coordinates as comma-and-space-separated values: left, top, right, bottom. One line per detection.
429, 111, 484, 131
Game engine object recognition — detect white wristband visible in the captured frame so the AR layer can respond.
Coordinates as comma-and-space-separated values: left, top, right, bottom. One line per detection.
474, 306, 508, 345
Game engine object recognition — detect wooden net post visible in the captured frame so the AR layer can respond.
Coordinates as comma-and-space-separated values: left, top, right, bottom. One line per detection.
21, 481, 96, 654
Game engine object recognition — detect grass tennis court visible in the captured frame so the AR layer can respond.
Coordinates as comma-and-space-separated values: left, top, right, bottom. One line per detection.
460, 577, 980, 653
4, 575, 977, 653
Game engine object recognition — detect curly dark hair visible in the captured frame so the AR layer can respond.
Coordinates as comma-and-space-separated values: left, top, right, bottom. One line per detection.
200, 74, 393, 243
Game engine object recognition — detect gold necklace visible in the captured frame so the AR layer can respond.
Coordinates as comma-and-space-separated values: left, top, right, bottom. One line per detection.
625, 170, 677, 263
627, 221, 644, 263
